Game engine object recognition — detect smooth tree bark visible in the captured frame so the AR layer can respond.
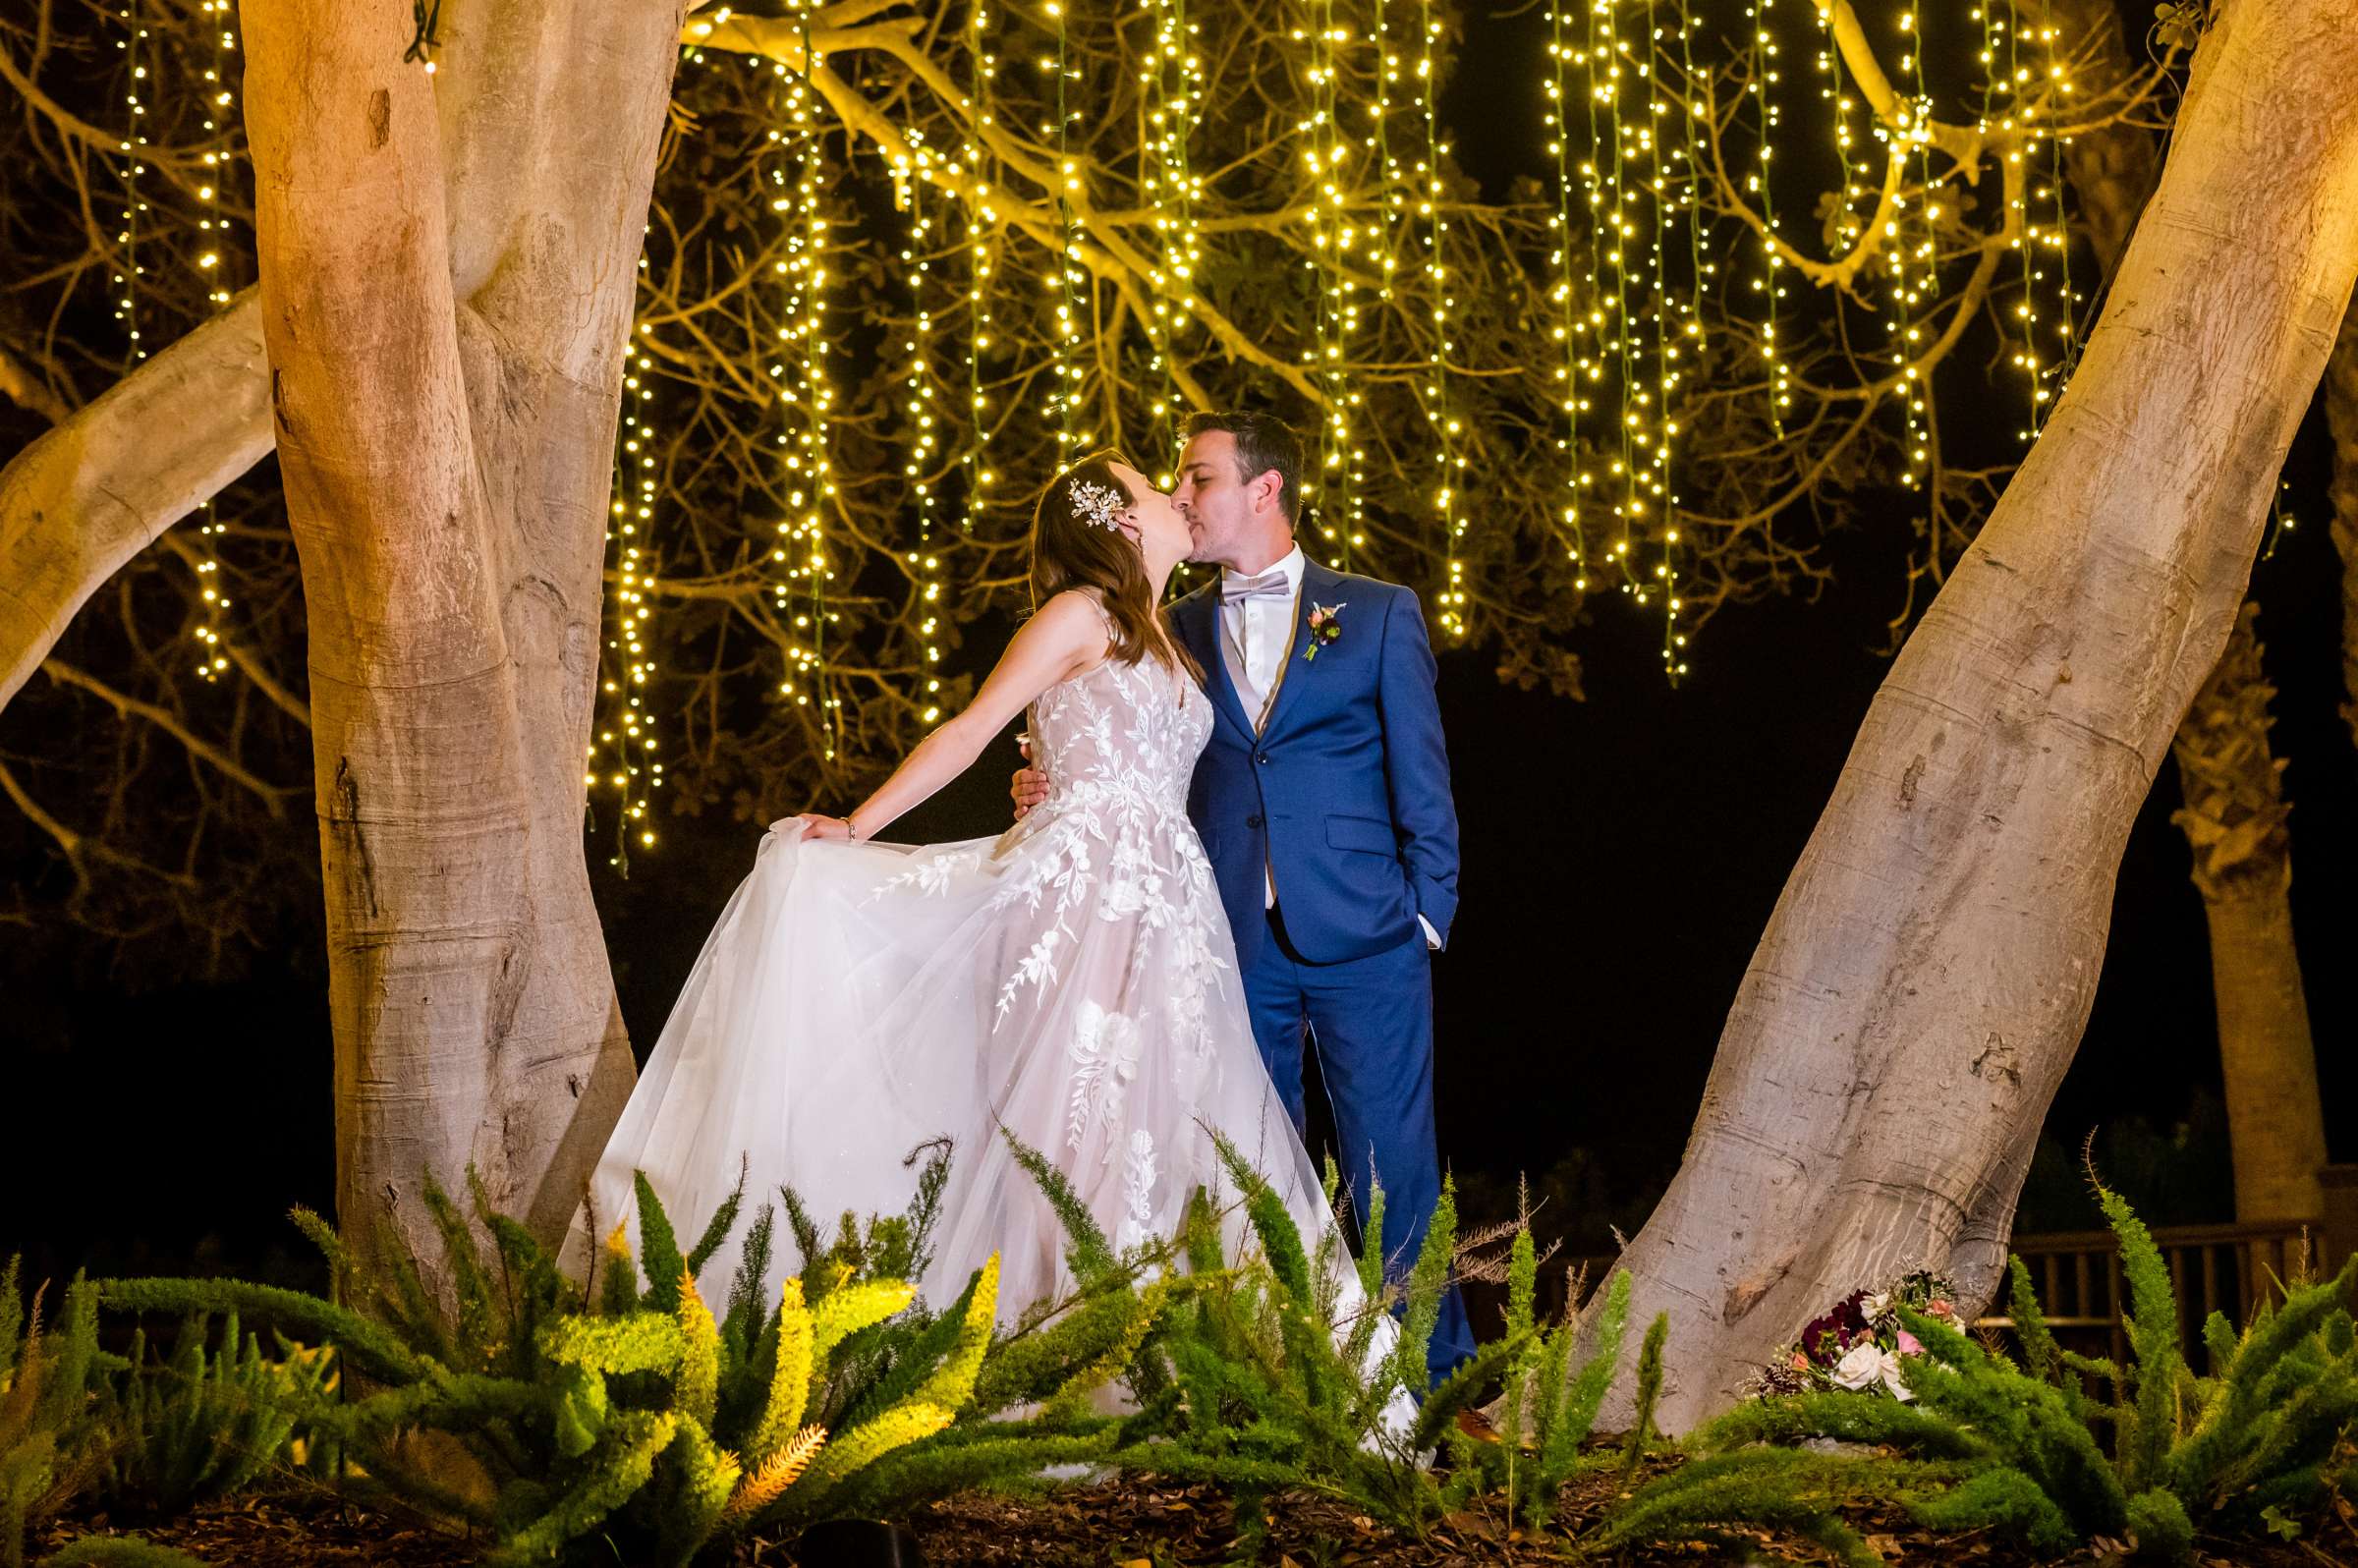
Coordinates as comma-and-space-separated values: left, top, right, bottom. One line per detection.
2050, 0, 2328, 1228
2166, 604, 2326, 1222
239, 0, 680, 1260
1604, 0, 2358, 1432
0, 293, 271, 710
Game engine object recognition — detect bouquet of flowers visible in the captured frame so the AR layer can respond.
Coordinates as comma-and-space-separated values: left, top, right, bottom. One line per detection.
1750, 1268, 1961, 1401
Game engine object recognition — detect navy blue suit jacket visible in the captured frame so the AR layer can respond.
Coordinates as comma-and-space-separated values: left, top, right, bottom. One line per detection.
1170, 560, 1461, 970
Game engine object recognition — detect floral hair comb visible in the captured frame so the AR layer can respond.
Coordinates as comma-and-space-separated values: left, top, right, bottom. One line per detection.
1068, 478, 1126, 532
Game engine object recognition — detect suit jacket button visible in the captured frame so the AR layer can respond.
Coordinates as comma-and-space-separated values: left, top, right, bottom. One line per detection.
1246, 813, 1263, 829
1256, 753, 1270, 765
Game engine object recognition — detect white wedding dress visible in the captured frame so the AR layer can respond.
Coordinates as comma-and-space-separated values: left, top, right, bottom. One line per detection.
574, 646, 1412, 1420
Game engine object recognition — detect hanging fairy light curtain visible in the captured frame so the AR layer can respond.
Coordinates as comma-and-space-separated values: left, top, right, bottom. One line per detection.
1141, 0, 1193, 485
115, 0, 148, 371
592, 292, 664, 872
1301, 0, 1361, 570
1045, 1, 1092, 462
894, 139, 948, 725
1413, 0, 1464, 639
960, 1, 999, 532
1544, 0, 2100, 674
1748, 0, 1790, 438
191, 0, 239, 681
1543, 0, 1590, 590
769, 1, 841, 762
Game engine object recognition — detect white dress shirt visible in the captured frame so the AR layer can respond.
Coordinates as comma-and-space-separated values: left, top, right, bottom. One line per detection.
1218, 546, 1442, 951
1219, 544, 1305, 728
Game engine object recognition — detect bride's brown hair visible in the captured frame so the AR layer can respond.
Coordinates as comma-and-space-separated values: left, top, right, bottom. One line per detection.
1029, 449, 1201, 681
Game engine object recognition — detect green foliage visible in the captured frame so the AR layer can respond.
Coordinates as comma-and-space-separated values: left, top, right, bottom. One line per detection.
2, 1270, 120, 1568
1622, 1307, 1668, 1480
1457, 1262, 1649, 1537
1075, 1134, 1669, 1549
95, 1312, 327, 1517
1606, 1184, 2358, 1562
996, 1133, 1117, 1292
84, 1158, 1122, 1566
41, 1538, 214, 1567
1591, 1446, 1982, 1567
633, 1173, 689, 1317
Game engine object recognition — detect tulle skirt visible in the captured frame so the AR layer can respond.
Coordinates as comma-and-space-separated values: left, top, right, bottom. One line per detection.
566, 819, 1367, 1340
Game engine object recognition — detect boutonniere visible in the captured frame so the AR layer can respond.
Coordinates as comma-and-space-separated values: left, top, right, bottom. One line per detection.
1302, 602, 1346, 661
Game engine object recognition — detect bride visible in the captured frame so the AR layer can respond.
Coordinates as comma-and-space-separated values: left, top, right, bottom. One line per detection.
574, 450, 1407, 1396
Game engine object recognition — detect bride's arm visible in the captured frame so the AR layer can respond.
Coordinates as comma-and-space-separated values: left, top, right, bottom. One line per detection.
792, 591, 1107, 841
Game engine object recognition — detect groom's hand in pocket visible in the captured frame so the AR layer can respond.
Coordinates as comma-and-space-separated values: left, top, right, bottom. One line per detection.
1009, 738, 1049, 819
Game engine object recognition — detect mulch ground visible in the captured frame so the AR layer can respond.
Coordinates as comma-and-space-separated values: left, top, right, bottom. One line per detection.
35, 1472, 2358, 1568
35, 1488, 481, 1567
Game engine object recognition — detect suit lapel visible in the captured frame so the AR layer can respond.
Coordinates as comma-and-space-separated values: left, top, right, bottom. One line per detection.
1172, 582, 1258, 744
1258, 559, 1339, 741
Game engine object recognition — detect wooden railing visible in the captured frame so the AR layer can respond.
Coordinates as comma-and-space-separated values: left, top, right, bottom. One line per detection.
1463, 1218, 2331, 1375
1974, 1221, 2318, 1371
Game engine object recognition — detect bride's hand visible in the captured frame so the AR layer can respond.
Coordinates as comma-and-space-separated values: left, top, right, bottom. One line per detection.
771, 812, 855, 840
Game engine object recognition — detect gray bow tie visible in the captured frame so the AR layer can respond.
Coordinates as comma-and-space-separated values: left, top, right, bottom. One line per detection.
1221, 571, 1291, 605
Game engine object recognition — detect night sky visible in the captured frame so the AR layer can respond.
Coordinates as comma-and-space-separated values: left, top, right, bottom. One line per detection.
7, 0, 2354, 1284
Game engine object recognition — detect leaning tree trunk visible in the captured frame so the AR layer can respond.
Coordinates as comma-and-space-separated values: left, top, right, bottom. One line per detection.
2167, 604, 2327, 1222
1606, 0, 2358, 1433
2051, 0, 2326, 1229
241, 0, 679, 1262
2326, 311, 2358, 752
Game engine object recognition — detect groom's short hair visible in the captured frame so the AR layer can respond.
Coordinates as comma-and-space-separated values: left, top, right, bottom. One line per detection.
1183, 410, 1302, 521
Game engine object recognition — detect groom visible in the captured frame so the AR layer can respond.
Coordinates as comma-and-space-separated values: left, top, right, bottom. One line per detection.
1015, 410, 1475, 1386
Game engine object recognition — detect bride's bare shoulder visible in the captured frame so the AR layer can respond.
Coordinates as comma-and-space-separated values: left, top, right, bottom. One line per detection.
1015, 589, 1116, 669
1032, 588, 1116, 635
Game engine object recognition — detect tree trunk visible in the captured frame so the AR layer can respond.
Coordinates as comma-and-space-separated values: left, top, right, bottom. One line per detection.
241, 0, 677, 1261
2325, 310, 2358, 752
2050, 0, 2326, 1228
0, 293, 271, 711
2168, 603, 2326, 1221
1606, 0, 2358, 1433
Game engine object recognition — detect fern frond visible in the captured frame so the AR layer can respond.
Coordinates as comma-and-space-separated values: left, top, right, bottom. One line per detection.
808, 1280, 918, 1368
598, 1223, 640, 1316
911, 1255, 998, 1415
486, 1410, 678, 1567
767, 1401, 954, 1521
634, 1173, 688, 1316
2096, 1182, 2182, 1490
676, 1273, 722, 1428
93, 1278, 421, 1386
722, 1424, 826, 1523
1000, 1131, 1116, 1289
536, 1310, 688, 1378
684, 1159, 750, 1279
746, 1278, 814, 1466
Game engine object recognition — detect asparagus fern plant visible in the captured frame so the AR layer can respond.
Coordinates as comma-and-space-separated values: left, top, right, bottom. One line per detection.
1596, 1185, 2358, 1565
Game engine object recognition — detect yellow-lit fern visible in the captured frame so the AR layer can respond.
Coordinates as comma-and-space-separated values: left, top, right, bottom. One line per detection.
911, 1254, 998, 1415
747, 1277, 813, 1465
783, 1399, 955, 1510
721, 1423, 827, 1524
674, 1273, 720, 1428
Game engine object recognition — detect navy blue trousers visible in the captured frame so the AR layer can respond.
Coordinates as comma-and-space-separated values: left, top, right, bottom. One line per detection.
1240, 905, 1476, 1388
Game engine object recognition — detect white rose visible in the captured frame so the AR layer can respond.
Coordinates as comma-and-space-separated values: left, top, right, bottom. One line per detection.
1830, 1340, 1884, 1391
1863, 1291, 1891, 1321
1878, 1349, 1915, 1402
